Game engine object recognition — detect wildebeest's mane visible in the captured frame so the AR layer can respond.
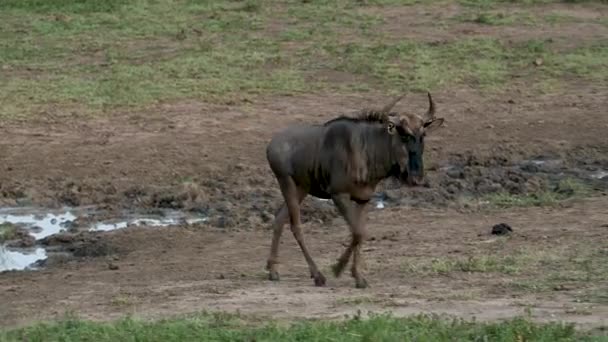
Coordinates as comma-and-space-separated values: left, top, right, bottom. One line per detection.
323, 110, 396, 126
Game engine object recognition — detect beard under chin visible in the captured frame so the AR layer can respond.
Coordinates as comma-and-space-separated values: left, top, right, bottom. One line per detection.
388, 164, 428, 187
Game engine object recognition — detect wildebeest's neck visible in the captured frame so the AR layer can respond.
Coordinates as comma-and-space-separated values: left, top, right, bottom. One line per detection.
323, 120, 401, 185
358, 124, 401, 182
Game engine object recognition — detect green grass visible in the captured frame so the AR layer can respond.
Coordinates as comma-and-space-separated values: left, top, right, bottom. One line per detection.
404, 243, 607, 279
0, 223, 19, 243
460, 0, 608, 8
2, 312, 606, 342
454, 10, 539, 25
481, 178, 591, 208
508, 247, 608, 299
404, 253, 530, 275
1, 0, 607, 120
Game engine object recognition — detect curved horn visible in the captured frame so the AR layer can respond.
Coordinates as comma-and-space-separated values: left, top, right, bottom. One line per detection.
380, 93, 405, 114
426, 91, 436, 120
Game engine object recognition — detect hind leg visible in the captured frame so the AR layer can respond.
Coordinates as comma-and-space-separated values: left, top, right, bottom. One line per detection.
266, 186, 307, 281
266, 203, 289, 281
278, 176, 325, 286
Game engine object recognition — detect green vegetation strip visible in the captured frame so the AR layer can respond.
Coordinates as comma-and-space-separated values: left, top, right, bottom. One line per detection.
1, 0, 607, 120
2, 312, 606, 341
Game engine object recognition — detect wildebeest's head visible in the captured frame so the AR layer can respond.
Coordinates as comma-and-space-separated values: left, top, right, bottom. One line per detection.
385, 92, 444, 186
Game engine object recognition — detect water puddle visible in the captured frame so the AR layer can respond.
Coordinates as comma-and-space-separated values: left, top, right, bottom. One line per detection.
0, 207, 207, 272
590, 170, 608, 180
92, 216, 208, 232
0, 208, 78, 240
0, 246, 46, 272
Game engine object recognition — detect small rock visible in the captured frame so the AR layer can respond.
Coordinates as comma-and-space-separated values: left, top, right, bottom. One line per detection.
260, 211, 274, 223
446, 168, 465, 179
214, 216, 235, 228
533, 58, 543, 66
108, 263, 119, 270
30, 226, 43, 234
491, 223, 513, 235
553, 284, 571, 291
217, 273, 225, 280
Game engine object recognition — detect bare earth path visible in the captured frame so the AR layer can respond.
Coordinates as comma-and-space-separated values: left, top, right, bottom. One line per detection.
1, 195, 608, 329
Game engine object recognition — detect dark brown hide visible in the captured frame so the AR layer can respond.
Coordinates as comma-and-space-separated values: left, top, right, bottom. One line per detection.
265, 93, 444, 288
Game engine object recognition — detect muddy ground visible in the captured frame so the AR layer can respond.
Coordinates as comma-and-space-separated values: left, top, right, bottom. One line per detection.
1, 1, 608, 331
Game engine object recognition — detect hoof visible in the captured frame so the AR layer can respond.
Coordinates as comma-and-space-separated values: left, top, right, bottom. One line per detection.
332, 262, 345, 278
268, 271, 280, 281
313, 273, 327, 287
355, 278, 369, 289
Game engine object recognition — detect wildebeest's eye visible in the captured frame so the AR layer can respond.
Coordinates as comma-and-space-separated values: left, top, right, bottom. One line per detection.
401, 134, 414, 143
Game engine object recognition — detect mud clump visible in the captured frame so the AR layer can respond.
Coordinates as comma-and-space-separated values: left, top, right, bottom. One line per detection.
40, 232, 115, 258
31, 252, 72, 268
374, 148, 605, 209
491, 223, 513, 235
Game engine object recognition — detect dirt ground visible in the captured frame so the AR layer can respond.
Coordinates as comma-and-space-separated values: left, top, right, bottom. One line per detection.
1, 1, 608, 331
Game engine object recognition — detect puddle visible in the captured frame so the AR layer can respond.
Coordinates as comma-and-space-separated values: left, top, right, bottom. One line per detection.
590, 170, 608, 180
0, 207, 207, 272
0, 245, 46, 272
93, 216, 208, 232
0, 208, 79, 240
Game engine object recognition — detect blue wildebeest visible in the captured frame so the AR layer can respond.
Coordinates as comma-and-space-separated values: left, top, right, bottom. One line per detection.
265, 93, 444, 288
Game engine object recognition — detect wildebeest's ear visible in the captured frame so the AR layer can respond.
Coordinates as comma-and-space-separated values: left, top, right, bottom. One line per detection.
387, 116, 399, 135
387, 121, 396, 135
423, 118, 444, 133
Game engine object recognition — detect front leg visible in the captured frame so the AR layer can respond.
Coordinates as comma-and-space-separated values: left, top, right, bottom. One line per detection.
331, 193, 369, 288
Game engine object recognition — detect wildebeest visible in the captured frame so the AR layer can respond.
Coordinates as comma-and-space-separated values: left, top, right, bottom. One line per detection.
265, 92, 445, 288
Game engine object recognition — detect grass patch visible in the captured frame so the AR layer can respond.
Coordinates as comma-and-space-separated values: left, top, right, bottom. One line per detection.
481, 178, 591, 208
0, 0, 607, 120
1, 312, 604, 342
404, 245, 607, 279
577, 289, 608, 304
507, 247, 608, 303
336, 296, 378, 306
455, 10, 538, 25
404, 254, 527, 275
460, 0, 608, 8
0, 0, 126, 13
0, 223, 19, 243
